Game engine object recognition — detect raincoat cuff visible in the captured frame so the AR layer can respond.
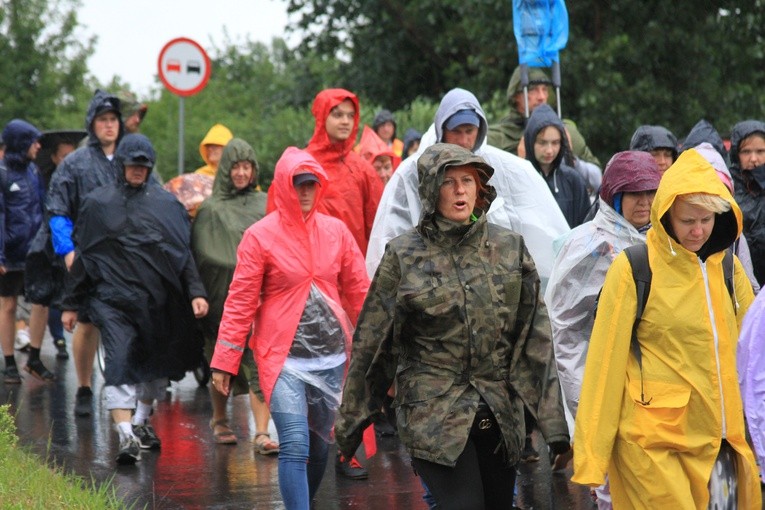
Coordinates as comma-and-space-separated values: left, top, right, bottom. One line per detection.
570, 465, 606, 487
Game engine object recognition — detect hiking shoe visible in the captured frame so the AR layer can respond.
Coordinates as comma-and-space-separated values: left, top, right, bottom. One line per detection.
133, 423, 161, 450
54, 338, 69, 360
24, 359, 55, 382
74, 386, 93, 417
521, 435, 540, 463
116, 436, 141, 465
335, 454, 368, 480
3, 365, 21, 384
14, 328, 30, 352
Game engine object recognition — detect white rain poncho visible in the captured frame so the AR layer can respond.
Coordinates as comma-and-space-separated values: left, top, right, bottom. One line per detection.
365, 88, 569, 289
544, 199, 645, 422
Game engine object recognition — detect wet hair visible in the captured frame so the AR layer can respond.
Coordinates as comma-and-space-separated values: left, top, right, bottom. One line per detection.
675, 193, 730, 214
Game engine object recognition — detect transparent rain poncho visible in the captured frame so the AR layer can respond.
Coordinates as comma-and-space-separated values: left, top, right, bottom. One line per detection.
274, 283, 353, 442
544, 200, 645, 423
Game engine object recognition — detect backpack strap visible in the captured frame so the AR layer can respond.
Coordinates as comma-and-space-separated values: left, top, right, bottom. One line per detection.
623, 244, 652, 405
722, 248, 737, 314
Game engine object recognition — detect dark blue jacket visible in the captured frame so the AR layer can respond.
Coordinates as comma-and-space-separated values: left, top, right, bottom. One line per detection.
523, 105, 590, 228
46, 90, 125, 255
0, 119, 44, 270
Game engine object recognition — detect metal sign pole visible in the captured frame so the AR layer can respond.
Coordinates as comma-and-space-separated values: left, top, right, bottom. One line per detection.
177, 96, 185, 175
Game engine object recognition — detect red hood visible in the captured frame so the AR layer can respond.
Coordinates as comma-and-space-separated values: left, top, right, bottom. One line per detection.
357, 125, 397, 164
306, 89, 360, 162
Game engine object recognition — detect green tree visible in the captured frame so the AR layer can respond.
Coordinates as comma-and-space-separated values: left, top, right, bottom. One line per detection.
286, 0, 765, 163
0, 0, 94, 128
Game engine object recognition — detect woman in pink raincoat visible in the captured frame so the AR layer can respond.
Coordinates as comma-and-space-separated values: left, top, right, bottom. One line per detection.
210, 147, 369, 510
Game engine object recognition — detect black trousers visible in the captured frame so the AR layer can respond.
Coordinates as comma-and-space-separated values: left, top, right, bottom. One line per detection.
412, 414, 517, 510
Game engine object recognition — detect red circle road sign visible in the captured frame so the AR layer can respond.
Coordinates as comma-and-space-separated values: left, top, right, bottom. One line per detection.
157, 37, 211, 97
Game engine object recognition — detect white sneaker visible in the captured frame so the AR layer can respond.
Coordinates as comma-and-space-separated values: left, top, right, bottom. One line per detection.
14, 327, 30, 351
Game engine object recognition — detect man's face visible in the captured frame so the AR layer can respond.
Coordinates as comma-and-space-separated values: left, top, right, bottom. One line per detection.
443, 124, 478, 150
26, 140, 41, 160
376, 122, 395, 144
124, 164, 149, 187
296, 181, 318, 215
513, 84, 549, 116
669, 198, 715, 253
533, 126, 562, 174
650, 148, 675, 173
325, 100, 355, 143
51, 142, 76, 166
93, 112, 120, 146
230, 160, 254, 190
738, 134, 765, 170
372, 155, 393, 185
124, 112, 142, 134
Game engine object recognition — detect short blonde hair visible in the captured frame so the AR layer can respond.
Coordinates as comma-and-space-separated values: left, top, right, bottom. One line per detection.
676, 193, 731, 214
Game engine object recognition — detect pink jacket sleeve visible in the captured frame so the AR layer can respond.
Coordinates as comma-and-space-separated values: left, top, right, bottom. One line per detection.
210, 228, 265, 375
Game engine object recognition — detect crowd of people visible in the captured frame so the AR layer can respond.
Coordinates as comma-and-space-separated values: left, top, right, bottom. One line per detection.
1, 61, 764, 510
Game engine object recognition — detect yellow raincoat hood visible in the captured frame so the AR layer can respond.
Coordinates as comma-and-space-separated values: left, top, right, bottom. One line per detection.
194, 123, 233, 177
572, 148, 759, 508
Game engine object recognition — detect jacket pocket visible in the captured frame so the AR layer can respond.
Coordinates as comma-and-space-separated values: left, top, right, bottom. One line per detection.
626, 379, 691, 449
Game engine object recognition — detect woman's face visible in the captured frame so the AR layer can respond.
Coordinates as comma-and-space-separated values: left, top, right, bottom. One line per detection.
296, 181, 318, 216
738, 134, 765, 170
230, 160, 254, 190
669, 198, 715, 252
621, 190, 655, 228
373, 155, 393, 185
437, 165, 477, 224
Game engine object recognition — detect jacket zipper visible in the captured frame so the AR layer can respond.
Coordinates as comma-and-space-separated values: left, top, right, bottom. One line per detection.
699, 259, 726, 437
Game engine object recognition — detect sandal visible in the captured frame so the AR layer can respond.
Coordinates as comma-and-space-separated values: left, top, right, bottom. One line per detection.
209, 418, 237, 444
24, 359, 55, 382
254, 432, 279, 455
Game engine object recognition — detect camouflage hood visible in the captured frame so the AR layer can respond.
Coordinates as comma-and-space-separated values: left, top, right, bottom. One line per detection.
213, 138, 259, 198
416, 143, 496, 225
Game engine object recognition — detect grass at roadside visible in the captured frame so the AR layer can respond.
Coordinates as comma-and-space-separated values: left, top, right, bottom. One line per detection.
0, 403, 134, 509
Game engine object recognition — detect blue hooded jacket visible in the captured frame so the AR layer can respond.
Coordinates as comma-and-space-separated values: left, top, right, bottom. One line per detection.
0, 119, 44, 269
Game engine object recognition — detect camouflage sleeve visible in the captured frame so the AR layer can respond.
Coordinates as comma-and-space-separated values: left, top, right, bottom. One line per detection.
510, 242, 569, 445
336, 243, 402, 458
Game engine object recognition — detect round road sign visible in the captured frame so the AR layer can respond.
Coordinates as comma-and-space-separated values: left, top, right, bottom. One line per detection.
158, 37, 211, 97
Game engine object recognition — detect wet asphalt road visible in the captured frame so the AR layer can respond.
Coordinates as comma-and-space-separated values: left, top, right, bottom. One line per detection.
3, 331, 596, 509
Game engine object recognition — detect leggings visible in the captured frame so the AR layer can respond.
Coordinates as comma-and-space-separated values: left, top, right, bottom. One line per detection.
412, 416, 516, 510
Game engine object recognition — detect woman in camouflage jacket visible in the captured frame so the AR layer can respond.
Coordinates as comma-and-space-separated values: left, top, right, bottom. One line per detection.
336, 143, 569, 510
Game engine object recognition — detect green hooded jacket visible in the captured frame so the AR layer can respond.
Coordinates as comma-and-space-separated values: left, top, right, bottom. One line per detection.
191, 138, 267, 344
336, 143, 568, 467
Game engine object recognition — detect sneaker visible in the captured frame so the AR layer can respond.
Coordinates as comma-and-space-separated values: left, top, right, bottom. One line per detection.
54, 338, 69, 360
24, 359, 55, 381
14, 328, 30, 352
116, 436, 141, 465
3, 365, 21, 384
521, 435, 540, 463
133, 423, 161, 450
74, 386, 93, 417
335, 454, 368, 480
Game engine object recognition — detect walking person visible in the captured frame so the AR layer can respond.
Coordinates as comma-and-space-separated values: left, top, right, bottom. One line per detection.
61, 134, 209, 464
336, 143, 570, 510
191, 138, 278, 453
572, 148, 761, 508
211, 147, 369, 509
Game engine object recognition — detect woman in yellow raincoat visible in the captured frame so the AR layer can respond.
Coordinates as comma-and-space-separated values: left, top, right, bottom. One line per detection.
572, 148, 760, 509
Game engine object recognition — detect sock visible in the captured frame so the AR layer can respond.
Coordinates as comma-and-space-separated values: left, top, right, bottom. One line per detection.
28, 347, 41, 362
117, 421, 134, 441
4, 355, 16, 368
132, 401, 153, 425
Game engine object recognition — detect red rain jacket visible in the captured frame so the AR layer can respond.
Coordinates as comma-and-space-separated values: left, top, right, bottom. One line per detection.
211, 147, 370, 404
269, 89, 382, 255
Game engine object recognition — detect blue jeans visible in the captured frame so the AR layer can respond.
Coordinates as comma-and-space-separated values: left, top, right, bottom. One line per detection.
270, 364, 343, 510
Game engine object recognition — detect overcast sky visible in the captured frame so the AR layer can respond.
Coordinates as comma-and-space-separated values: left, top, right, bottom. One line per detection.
77, 0, 291, 98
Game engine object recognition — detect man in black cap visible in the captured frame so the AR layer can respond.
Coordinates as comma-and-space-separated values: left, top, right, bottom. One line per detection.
61, 133, 208, 464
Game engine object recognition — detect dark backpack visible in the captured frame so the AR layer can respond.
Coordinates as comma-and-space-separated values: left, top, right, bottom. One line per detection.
600, 244, 736, 404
